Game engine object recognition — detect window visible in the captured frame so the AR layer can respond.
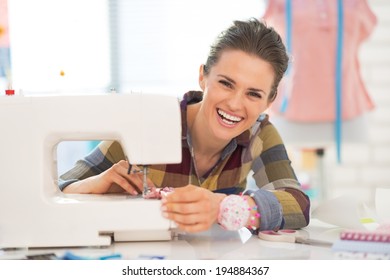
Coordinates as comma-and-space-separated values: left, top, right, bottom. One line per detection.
7, 0, 265, 96
8, 0, 110, 94
113, 0, 265, 96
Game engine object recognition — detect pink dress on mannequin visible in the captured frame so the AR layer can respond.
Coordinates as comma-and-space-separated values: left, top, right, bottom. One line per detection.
263, 0, 377, 147
263, 0, 377, 123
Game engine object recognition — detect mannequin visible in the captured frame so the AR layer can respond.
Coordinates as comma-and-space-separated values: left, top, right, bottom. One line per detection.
262, 0, 377, 159
262, 0, 377, 203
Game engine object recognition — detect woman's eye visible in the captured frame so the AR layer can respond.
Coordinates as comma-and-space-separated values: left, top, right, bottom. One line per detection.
248, 91, 262, 99
219, 80, 233, 88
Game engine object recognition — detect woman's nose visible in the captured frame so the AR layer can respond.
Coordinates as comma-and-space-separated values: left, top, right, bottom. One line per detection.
226, 91, 244, 111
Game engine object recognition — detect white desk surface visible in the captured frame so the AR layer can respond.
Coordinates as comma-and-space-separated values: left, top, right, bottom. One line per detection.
0, 219, 342, 260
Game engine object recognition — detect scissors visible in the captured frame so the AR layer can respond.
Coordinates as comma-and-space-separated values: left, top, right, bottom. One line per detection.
258, 229, 332, 247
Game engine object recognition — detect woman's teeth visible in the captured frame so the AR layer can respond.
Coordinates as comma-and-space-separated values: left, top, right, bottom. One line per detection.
217, 109, 242, 125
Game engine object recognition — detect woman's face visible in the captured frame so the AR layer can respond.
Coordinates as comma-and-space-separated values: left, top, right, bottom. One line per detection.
198, 49, 275, 142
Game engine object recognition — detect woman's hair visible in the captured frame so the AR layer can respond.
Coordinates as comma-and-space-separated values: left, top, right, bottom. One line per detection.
204, 18, 289, 102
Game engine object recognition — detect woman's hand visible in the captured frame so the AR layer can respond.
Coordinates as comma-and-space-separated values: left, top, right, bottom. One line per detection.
62, 160, 155, 195
161, 185, 226, 232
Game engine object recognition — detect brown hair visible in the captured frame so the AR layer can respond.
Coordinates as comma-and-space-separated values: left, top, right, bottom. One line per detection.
203, 18, 288, 102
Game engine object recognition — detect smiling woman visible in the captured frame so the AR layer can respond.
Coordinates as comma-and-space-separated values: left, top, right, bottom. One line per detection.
196, 49, 275, 143
59, 18, 310, 235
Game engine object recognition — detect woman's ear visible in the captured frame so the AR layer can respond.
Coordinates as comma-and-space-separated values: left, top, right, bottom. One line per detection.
198, 64, 206, 90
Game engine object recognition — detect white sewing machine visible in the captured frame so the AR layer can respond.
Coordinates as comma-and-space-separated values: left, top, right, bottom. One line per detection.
0, 92, 182, 249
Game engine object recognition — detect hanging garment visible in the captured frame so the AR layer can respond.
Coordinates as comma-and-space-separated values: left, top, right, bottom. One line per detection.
263, 0, 377, 123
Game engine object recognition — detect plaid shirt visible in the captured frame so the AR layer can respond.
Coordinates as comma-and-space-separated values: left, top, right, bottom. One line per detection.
59, 91, 310, 231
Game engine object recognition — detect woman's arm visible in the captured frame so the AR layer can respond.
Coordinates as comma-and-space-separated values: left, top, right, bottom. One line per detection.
251, 119, 311, 230
58, 141, 151, 194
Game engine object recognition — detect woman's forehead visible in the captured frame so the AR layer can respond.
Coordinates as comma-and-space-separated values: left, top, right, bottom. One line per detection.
211, 50, 275, 90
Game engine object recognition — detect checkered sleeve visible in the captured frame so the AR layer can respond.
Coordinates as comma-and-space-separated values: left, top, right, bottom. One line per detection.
58, 141, 126, 191
251, 120, 311, 230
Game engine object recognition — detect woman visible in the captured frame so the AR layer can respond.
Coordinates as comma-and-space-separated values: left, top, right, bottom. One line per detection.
59, 18, 310, 234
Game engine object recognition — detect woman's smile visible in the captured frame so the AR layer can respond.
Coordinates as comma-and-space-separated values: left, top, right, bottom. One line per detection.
216, 108, 243, 127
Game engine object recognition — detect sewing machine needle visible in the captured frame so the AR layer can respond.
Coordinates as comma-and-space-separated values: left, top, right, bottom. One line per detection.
142, 166, 150, 196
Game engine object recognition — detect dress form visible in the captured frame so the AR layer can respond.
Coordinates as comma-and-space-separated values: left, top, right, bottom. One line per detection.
262, 0, 376, 203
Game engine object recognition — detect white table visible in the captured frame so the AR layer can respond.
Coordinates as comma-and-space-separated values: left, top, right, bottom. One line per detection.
0, 219, 340, 260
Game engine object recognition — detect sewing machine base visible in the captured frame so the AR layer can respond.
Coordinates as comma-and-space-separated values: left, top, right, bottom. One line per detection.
0, 194, 174, 249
